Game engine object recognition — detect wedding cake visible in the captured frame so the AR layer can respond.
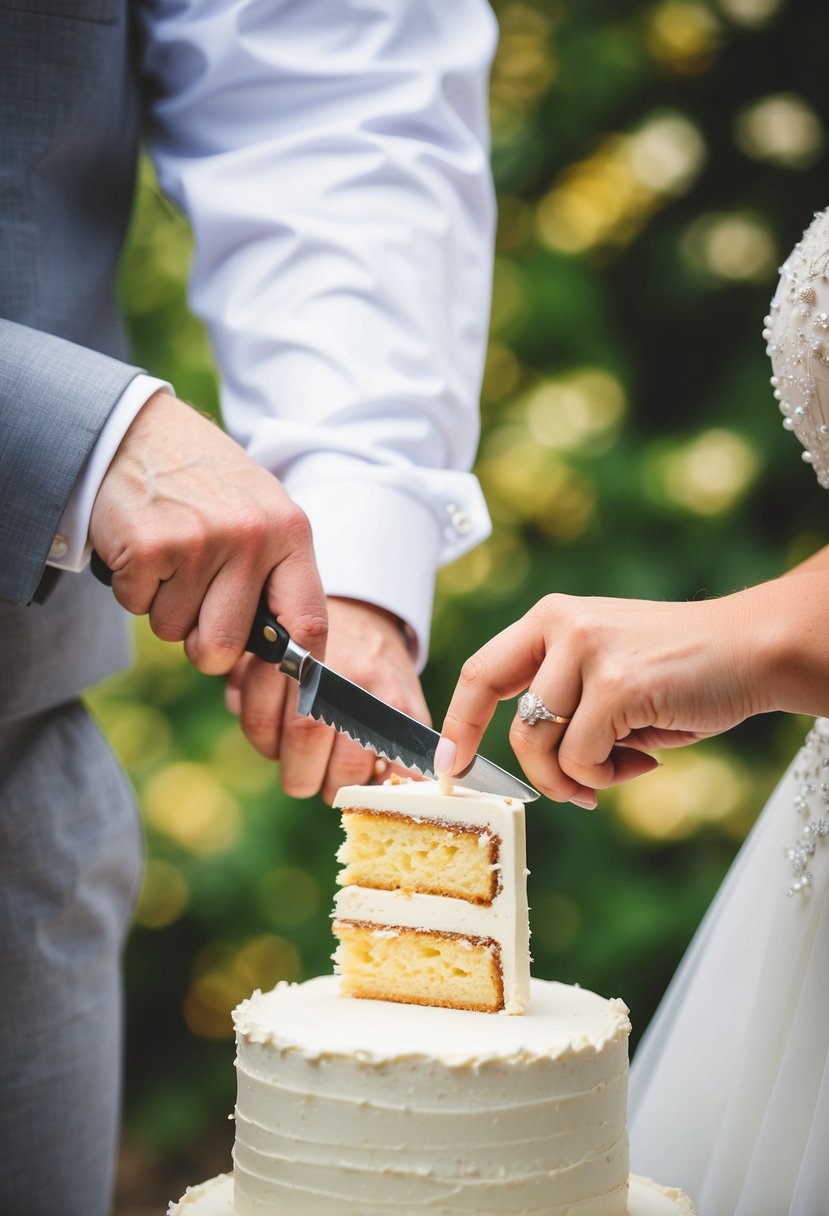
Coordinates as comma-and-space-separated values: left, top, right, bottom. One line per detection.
169, 779, 697, 1216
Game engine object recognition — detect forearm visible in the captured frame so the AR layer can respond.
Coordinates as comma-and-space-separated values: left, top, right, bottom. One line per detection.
0, 319, 144, 603
139, 0, 498, 663
737, 568, 829, 719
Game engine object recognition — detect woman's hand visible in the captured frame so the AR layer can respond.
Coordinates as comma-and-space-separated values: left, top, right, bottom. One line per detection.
437, 590, 771, 807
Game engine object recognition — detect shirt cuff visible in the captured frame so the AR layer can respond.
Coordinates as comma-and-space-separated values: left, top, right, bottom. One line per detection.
47, 375, 172, 572
289, 475, 489, 671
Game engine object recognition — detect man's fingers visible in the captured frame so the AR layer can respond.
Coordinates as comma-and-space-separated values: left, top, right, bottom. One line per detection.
320, 734, 380, 807
278, 684, 336, 799
239, 658, 288, 761
505, 650, 591, 806
264, 523, 329, 660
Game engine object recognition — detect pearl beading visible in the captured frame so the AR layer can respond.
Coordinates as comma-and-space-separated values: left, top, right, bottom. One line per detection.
786, 719, 829, 897
764, 211, 829, 893
765, 207, 829, 489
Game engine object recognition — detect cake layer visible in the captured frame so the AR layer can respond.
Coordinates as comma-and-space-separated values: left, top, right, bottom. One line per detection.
169, 1172, 699, 1215
333, 918, 504, 1011
231, 975, 631, 1216
337, 808, 500, 904
333, 779, 530, 1012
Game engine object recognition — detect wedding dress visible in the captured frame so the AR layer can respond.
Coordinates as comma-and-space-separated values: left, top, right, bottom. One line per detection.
629, 207, 829, 1216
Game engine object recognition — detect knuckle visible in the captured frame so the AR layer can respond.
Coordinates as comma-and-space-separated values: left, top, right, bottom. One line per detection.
151, 618, 188, 644
287, 712, 331, 743
231, 503, 270, 548
282, 776, 321, 799
282, 505, 313, 551
290, 610, 328, 652
240, 710, 277, 740
457, 651, 487, 689
595, 660, 632, 701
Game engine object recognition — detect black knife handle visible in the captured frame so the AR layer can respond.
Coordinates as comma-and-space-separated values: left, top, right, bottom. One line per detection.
91, 554, 289, 666
91, 550, 113, 586
245, 592, 291, 664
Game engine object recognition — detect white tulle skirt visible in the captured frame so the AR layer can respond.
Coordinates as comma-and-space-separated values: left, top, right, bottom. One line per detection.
629, 718, 829, 1216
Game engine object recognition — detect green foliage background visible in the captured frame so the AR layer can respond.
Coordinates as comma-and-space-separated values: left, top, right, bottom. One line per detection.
91, 0, 829, 1169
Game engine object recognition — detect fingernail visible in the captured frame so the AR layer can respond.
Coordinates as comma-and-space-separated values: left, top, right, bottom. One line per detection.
570, 794, 597, 810
433, 736, 457, 776
224, 686, 241, 716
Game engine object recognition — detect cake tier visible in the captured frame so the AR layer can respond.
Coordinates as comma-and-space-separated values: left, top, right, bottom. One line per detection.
230, 974, 631, 1216
169, 1173, 698, 1215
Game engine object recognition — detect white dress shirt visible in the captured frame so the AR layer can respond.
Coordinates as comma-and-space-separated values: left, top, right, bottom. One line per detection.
55, 0, 497, 668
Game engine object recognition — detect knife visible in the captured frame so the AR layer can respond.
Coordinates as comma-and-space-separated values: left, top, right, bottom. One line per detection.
244, 593, 539, 803
90, 554, 538, 802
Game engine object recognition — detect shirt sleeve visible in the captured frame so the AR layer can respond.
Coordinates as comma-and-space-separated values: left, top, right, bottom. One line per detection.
138, 0, 497, 667
46, 374, 171, 572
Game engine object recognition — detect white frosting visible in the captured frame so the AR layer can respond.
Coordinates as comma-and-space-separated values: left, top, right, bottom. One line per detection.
230, 975, 631, 1216
170, 1172, 697, 1216
627, 1175, 698, 1215
333, 779, 531, 1012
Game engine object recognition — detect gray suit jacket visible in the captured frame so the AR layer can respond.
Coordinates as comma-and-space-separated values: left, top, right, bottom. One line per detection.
0, 0, 146, 721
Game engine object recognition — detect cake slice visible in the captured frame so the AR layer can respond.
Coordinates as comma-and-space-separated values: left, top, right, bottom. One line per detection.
332, 776, 530, 1014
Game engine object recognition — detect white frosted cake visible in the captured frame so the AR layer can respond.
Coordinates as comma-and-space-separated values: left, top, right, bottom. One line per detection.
169, 780, 697, 1216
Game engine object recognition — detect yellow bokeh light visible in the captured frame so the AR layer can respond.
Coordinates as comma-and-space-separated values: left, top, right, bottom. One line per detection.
231, 934, 301, 992
185, 933, 301, 1039
681, 211, 777, 283
482, 342, 522, 405
211, 724, 277, 796
134, 858, 189, 930
525, 368, 627, 453
97, 701, 171, 773
490, 256, 528, 336
478, 427, 596, 541
438, 528, 530, 598
143, 761, 241, 855
734, 94, 824, 169
717, 0, 783, 27
658, 428, 760, 515
184, 933, 303, 1040
536, 113, 705, 255
491, 4, 557, 113
626, 113, 707, 194
614, 747, 753, 841
646, 1, 721, 75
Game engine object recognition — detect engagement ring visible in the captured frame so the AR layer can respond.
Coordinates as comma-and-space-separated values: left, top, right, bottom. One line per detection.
517, 691, 571, 726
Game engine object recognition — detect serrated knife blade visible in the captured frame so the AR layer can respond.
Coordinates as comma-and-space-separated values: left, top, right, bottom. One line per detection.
245, 594, 539, 803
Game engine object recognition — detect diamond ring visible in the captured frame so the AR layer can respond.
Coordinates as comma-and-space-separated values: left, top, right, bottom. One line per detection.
517, 691, 572, 726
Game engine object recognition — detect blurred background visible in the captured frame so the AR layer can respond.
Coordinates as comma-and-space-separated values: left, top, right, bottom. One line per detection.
103, 0, 829, 1209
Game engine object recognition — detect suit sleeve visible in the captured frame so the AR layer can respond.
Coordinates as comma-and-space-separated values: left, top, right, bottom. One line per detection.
0, 319, 143, 604
139, 0, 497, 667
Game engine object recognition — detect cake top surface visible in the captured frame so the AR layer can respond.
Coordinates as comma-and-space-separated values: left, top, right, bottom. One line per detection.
233, 974, 629, 1065
333, 776, 525, 823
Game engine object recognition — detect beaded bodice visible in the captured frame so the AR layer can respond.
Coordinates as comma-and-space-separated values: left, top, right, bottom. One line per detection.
765, 208, 829, 895
766, 207, 829, 486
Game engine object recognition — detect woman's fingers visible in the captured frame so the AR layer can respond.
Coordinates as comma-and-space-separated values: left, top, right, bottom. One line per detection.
440, 617, 547, 773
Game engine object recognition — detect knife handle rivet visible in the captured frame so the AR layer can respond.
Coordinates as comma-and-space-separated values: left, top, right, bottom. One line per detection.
263, 625, 278, 643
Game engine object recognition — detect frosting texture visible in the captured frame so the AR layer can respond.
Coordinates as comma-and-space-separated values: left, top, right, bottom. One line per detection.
231, 975, 631, 1216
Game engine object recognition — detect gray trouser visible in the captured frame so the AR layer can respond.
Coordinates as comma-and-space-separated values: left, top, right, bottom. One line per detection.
0, 699, 143, 1216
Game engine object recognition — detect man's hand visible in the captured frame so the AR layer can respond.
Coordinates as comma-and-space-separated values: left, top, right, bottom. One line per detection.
90, 390, 328, 673
226, 596, 430, 804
